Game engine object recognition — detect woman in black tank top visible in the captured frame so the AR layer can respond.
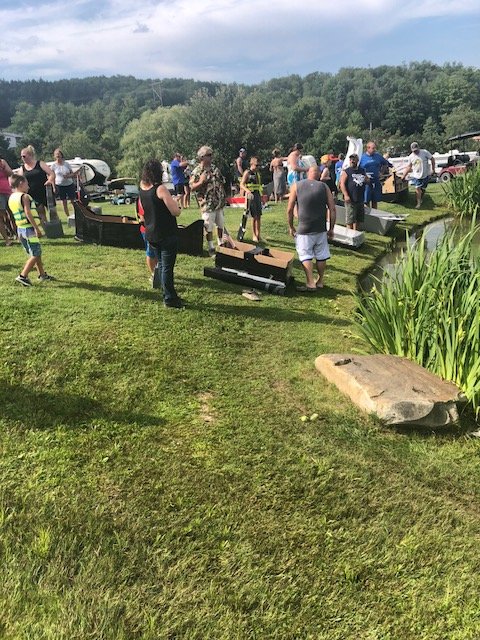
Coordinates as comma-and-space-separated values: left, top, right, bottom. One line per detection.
19, 145, 55, 225
139, 159, 184, 308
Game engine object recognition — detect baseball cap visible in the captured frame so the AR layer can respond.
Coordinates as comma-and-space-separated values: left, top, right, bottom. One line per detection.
239, 148, 246, 153
411, 142, 420, 151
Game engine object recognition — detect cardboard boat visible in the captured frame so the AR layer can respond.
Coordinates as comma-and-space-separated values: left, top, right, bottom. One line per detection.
335, 203, 407, 236
331, 224, 365, 248
73, 201, 204, 255
380, 172, 409, 203
215, 241, 294, 283
204, 241, 295, 294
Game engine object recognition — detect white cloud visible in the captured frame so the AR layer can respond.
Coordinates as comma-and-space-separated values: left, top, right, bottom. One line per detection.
0, 0, 479, 82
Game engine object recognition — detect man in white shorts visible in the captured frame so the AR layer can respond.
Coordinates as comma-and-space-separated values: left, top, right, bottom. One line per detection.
190, 145, 226, 256
287, 165, 336, 290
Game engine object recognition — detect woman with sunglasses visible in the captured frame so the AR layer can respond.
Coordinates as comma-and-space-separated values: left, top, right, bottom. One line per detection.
18, 145, 55, 226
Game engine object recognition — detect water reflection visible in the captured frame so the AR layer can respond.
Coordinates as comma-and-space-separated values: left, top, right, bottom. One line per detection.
361, 217, 479, 292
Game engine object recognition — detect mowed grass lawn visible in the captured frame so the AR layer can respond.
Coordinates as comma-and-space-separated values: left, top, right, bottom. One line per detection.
1, 185, 480, 639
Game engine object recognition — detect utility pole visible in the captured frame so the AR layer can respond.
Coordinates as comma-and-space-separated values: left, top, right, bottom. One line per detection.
151, 81, 163, 106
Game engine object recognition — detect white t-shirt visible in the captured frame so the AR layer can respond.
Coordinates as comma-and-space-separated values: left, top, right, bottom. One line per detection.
52, 161, 73, 186
408, 150, 432, 179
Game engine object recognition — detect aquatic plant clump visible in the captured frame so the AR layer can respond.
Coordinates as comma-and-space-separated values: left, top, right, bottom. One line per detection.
355, 219, 480, 415
443, 163, 480, 219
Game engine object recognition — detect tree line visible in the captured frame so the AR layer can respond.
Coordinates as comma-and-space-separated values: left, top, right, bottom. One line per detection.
1, 62, 479, 177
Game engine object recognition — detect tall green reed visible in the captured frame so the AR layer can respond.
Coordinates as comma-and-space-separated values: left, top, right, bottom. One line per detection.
356, 217, 480, 415
443, 163, 480, 218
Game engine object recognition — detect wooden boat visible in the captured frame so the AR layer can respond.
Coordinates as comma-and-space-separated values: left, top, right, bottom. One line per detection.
335, 203, 407, 236
73, 201, 204, 255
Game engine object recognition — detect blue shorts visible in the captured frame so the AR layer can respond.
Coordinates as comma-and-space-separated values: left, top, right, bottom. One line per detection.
411, 177, 430, 190
141, 232, 158, 259
364, 180, 383, 204
19, 230, 42, 257
287, 171, 306, 186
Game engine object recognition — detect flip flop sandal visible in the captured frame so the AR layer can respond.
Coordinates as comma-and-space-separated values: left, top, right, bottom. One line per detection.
242, 289, 261, 301
296, 285, 317, 293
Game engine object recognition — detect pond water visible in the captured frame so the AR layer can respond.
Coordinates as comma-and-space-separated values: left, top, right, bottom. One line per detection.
360, 216, 480, 292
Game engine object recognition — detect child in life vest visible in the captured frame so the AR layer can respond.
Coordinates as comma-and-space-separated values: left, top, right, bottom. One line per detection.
9, 175, 55, 286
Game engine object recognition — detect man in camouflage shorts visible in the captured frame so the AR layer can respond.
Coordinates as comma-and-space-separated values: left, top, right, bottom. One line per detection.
190, 145, 226, 257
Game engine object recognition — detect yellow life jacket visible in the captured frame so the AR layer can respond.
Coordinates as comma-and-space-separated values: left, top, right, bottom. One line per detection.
8, 192, 37, 229
246, 170, 262, 193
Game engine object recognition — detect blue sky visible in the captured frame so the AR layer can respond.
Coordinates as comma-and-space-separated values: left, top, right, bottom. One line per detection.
1, 0, 479, 83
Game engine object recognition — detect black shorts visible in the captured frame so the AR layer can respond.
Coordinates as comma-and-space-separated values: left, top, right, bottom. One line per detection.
248, 192, 262, 218
174, 183, 185, 196
29, 188, 48, 207
57, 183, 76, 201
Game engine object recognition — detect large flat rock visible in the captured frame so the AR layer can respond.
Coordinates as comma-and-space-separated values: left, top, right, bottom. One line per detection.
315, 354, 465, 427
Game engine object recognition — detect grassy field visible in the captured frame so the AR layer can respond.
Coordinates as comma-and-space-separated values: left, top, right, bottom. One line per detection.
1, 185, 480, 639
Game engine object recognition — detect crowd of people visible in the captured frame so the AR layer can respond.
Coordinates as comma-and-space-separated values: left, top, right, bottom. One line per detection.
1, 139, 435, 303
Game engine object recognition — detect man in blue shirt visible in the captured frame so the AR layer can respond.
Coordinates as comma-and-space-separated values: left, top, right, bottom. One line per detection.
359, 141, 392, 208
170, 152, 189, 206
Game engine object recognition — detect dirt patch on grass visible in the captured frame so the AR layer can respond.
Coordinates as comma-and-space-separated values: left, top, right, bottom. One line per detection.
197, 392, 216, 424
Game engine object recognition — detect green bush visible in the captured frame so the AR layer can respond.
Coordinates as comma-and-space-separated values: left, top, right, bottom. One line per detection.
355, 218, 480, 415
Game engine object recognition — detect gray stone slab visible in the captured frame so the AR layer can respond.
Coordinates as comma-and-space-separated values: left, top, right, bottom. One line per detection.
315, 354, 465, 427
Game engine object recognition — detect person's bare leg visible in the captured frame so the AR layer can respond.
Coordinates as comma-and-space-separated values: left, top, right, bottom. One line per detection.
415, 187, 422, 208
315, 260, 327, 288
34, 257, 46, 277
301, 260, 316, 289
37, 204, 48, 226
146, 256, 158, 276
217, 227, 223, 243
62, 199, 70, 217
0, 214, 11, 245
252, 218, 260, 242
21, 256, 39, 278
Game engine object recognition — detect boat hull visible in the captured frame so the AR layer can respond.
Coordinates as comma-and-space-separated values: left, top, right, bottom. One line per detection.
335, 203, 407, 236
73, 201, 204, 255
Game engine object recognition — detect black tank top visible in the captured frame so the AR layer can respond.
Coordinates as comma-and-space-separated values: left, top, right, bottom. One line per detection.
344, 166, 367, 203
23, 161, 47, 203
139, 185, 178, 244
296, 179, 328, 234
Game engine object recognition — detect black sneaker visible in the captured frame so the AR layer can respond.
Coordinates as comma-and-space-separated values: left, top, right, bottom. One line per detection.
164, 297, 185, 309
15, 274, 32, 287
38, 273, 56, 282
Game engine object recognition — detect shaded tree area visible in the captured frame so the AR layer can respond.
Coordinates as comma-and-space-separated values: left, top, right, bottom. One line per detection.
3, 62, 480, 176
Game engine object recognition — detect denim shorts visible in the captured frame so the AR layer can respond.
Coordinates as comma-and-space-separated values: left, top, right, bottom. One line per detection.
19, 230, 42, 257
141, 231, 158, 259
411, 176, 430, 189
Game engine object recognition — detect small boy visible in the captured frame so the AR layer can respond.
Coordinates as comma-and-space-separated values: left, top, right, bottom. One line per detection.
8, 175, 55, 286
